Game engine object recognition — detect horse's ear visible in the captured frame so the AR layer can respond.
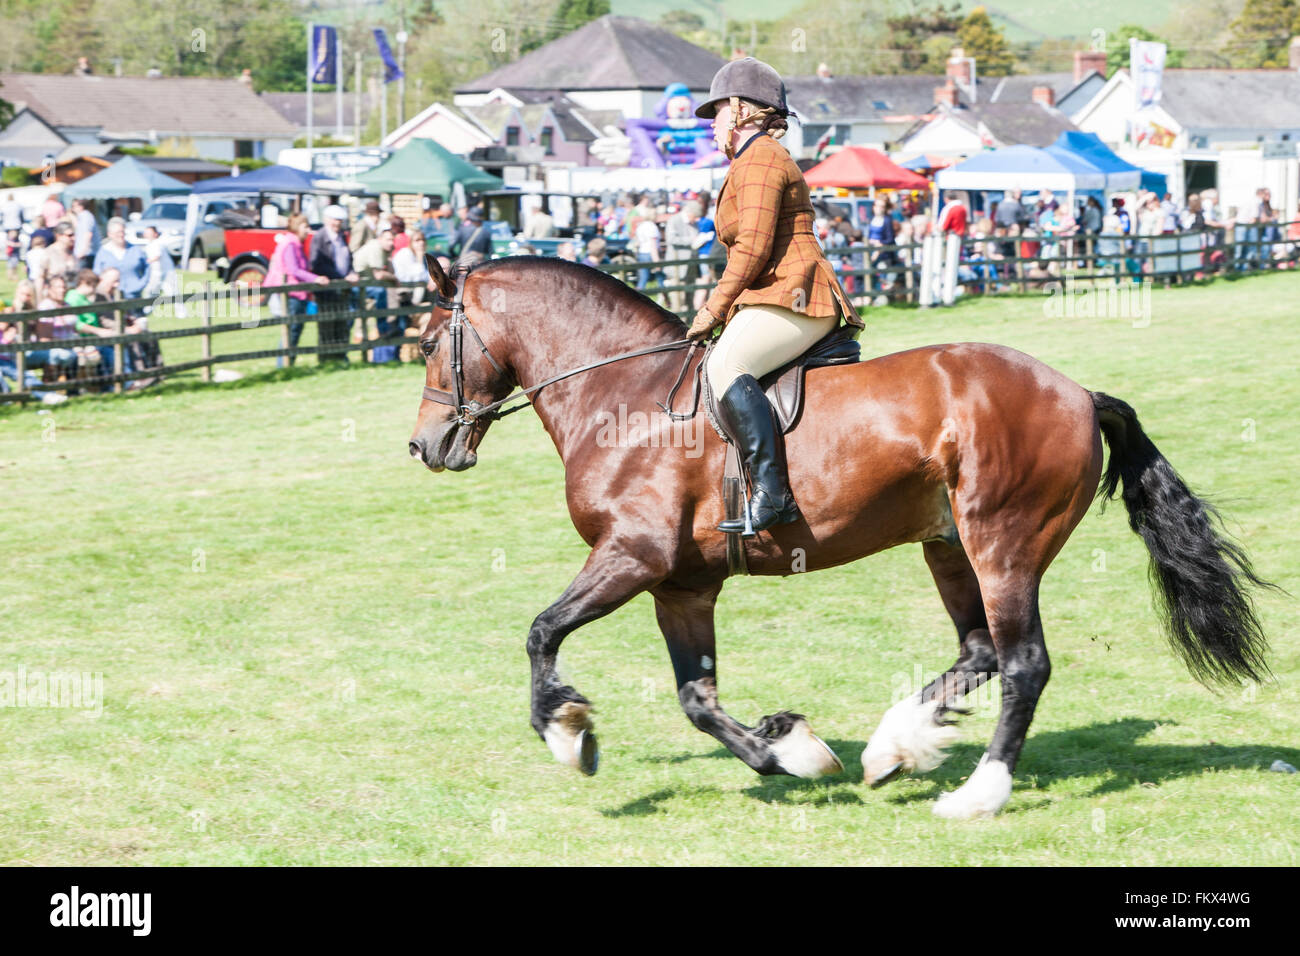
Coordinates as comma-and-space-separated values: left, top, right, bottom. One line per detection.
425, 253, 455, 298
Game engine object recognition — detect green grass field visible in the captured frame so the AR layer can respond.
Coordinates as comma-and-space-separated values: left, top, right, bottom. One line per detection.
1, 272, 1297, 866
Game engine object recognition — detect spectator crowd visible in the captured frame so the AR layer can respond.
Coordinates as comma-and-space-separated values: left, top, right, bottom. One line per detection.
6, 173, 1293, 400
2, 192, 173, 399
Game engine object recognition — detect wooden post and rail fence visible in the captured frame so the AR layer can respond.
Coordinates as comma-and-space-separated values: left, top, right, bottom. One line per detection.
2, 219, 1296, 403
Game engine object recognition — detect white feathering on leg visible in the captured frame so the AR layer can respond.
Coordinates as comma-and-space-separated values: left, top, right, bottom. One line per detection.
862, 694, 962, 777
932, 754, 1013, 819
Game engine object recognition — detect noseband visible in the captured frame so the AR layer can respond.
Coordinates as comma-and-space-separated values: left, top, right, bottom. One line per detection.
421, 267, 702, 426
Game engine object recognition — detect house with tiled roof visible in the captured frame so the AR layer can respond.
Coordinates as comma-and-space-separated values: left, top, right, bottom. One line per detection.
454, 14, 724, 120
388, 88, 626, 168
895, 99, 1080, 157
1067, 54, 1300, 211
0, 72, 299, 162
785, 51, 1105, 157
1072, 64, 1300, 150
261, 92, 360, 144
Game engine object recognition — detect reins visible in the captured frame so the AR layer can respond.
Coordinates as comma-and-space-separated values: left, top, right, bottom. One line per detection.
421, 268, 705, 425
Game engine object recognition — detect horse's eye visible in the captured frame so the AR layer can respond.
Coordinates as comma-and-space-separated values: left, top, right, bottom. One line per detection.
421, 340, 437, 357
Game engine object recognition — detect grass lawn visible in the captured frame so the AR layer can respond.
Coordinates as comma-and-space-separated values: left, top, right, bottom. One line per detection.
1, 271, 1296, 865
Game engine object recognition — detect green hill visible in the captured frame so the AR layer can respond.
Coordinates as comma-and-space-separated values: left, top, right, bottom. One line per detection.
610, 0, 1184, 44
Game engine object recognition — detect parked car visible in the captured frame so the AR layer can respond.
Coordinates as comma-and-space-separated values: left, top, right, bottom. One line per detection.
127, 199, 238, 262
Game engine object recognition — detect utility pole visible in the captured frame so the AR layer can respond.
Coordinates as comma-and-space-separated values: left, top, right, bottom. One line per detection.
354, 51, 362, 146
335, 32, 343, 140
306, 22, 313, 150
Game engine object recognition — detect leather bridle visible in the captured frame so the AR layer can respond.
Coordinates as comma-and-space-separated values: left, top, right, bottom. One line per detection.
420, 267, 702, 426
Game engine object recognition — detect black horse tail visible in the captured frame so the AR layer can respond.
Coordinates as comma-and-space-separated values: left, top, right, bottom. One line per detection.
1091, 391, 1275, 687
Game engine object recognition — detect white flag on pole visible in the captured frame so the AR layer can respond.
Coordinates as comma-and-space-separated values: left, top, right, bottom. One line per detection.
1131, 39, 1167, 111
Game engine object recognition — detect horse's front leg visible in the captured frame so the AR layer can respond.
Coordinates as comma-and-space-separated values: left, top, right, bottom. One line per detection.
653, 581, 843, 778
528, 545, 663, 774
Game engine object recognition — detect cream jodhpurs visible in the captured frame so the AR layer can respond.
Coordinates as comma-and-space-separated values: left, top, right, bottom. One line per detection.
705, 304, 839, 395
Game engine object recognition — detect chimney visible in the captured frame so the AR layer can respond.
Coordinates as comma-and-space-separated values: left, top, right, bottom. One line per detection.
1032, 85, 1055, 107
934, 81, 959, 107
1073, 50, 1107, 83
1290, 37, 1300, 72
945, 47, 972, 87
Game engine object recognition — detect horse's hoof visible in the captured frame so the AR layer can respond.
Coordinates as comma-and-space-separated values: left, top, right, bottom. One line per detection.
769, 718, 843, 778
866, 760, 904, 788
542, 700, 596, 772
932, 756, 1012, 820
575, 729, 600, 776
861, 695, 961, 784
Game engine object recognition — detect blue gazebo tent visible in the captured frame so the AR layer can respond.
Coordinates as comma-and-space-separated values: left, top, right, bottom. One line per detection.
935, 145, 1107, 194
191, 163, 324, 195
181, 164, 346, 268
1046, 132, 1164, 194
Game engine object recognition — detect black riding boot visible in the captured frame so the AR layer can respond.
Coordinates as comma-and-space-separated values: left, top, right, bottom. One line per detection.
715, 374, 800, 535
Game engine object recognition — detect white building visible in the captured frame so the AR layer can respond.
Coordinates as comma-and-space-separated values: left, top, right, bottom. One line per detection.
1071, 65, 1300, 210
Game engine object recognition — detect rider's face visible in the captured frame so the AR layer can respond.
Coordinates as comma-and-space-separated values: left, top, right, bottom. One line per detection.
711, 102, 732, 152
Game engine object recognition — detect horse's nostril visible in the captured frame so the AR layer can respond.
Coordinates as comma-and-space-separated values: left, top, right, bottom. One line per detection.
408, 441, 423, 460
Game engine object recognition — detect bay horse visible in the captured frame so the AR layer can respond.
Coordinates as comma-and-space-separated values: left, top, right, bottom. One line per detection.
408, 255, 1273, 819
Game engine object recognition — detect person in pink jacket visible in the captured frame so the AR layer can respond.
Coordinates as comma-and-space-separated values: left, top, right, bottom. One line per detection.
266, 213, 328, 367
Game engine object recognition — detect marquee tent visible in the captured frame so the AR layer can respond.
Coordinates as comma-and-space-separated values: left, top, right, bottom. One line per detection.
61, 155, 190, 206
351, 138, 503, 197
803, 146, 930, 191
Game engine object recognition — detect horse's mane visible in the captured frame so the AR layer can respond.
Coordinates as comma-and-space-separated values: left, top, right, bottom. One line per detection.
470, 256, 689, 342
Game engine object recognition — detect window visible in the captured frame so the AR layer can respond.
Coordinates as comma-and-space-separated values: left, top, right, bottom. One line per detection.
541, 126, 554, 155
505, 126, 520, 146
235, 140, 255, 159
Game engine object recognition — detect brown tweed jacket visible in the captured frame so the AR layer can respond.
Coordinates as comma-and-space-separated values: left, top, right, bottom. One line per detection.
705, 132, 863, 328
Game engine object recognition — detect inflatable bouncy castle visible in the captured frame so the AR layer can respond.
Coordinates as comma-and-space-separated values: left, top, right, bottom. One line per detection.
625, 83, 724, 169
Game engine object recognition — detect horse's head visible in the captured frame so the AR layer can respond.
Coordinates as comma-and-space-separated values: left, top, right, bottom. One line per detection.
408, 255, 512, 473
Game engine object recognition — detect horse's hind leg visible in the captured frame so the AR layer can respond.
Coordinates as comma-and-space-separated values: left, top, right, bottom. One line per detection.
933, 572, 1048, 819
863, 539, 999, 787
653, 581, 843, 778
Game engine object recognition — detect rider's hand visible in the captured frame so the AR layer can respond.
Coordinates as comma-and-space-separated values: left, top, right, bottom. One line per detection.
687, 306, 721, 341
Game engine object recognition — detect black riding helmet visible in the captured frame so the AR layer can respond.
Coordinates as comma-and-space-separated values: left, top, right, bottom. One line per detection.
694, 57, 789, 119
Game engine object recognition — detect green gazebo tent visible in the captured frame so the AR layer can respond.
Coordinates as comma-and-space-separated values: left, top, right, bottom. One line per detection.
353, 138, 502, 197
62, 155, 191, 207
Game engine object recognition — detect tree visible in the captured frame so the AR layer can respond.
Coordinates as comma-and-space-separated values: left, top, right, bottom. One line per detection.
1105, 24, 1185, 75
1160, 0, 1241, 68
883, 0, 963, 73
659, 10, 706, 34
1226, 0, 1296, 66
554, 0, 609, 33
957, 6, 1014, 76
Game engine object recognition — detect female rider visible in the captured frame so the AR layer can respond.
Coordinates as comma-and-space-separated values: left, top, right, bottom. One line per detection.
687, 57, 864, 534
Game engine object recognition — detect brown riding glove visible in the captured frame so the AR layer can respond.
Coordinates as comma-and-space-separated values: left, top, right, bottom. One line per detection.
686, 306, 722, 341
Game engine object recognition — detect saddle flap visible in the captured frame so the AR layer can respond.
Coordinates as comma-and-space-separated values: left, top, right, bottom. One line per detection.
758, 326, 862, 434
703, 324, 862, 438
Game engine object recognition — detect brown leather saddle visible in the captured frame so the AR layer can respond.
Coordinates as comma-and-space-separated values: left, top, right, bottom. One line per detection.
702, 325, 862, 575
703, 324, 862, 440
